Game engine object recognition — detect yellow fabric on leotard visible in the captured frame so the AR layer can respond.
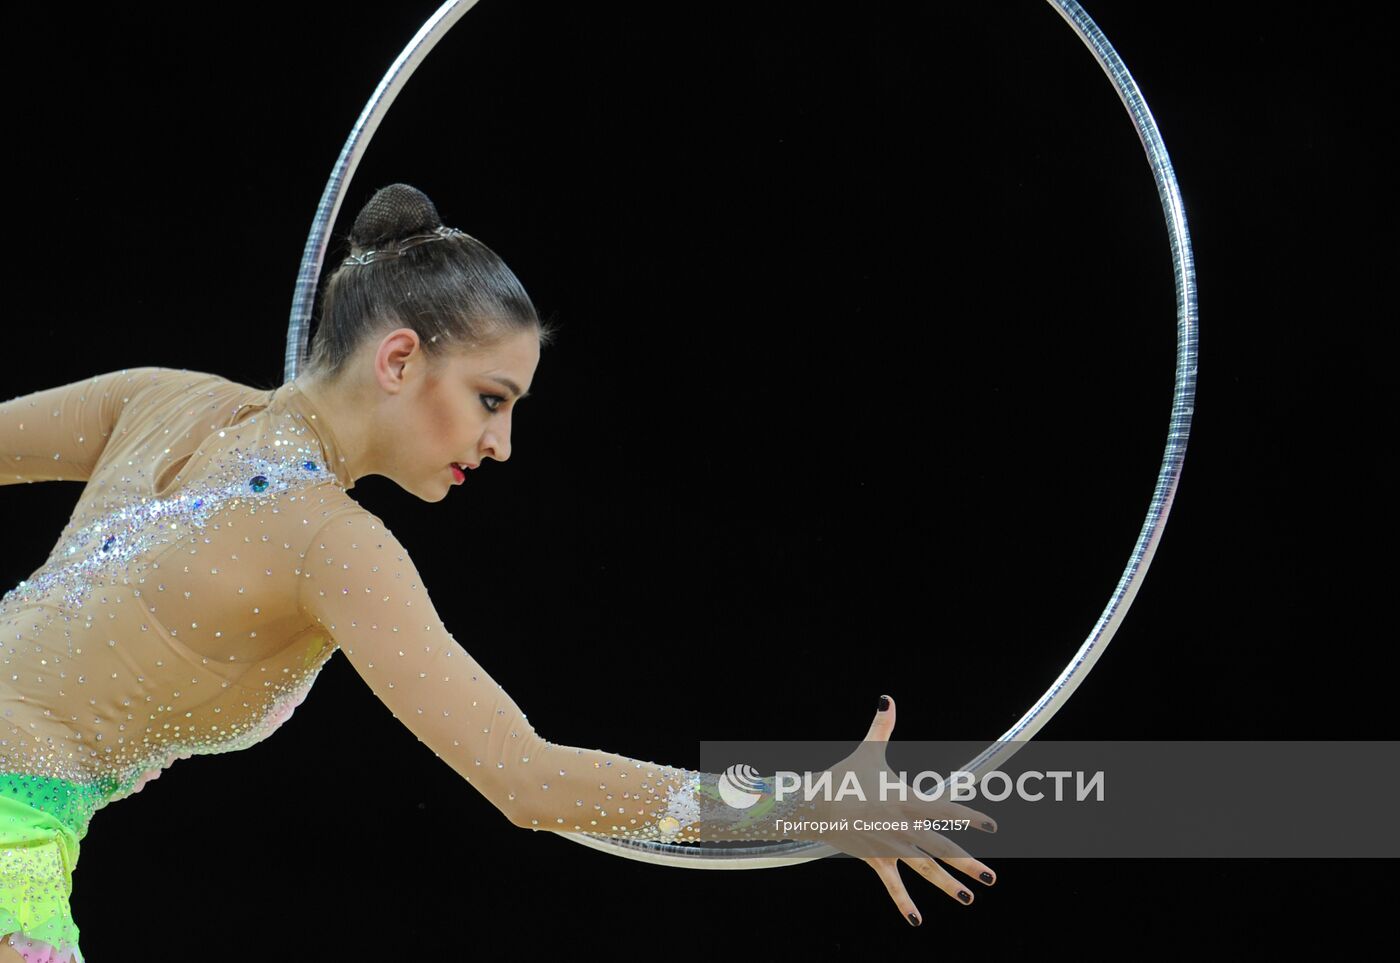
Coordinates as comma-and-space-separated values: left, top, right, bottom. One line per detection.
1, 785, 85, 963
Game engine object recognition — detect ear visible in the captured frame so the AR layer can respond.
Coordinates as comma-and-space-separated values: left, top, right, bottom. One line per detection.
375, 327, 423, 392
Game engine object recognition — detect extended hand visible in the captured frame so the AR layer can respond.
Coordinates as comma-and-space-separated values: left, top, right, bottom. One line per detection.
788, 695, 998, 926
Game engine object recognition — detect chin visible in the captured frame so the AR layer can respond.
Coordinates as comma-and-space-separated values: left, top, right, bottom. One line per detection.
401, 478, 450, 503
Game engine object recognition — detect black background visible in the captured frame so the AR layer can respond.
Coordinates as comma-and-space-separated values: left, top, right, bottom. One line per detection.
3, 0, 1391, 955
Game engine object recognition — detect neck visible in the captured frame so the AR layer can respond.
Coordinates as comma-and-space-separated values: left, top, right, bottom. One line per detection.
290, 369, 380, 485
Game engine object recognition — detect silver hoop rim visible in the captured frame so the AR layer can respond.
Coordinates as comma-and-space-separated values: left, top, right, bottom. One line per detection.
283, 0, 1198, 869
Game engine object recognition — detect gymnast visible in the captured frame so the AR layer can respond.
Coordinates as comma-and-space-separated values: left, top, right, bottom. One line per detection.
0, 183, 996, 960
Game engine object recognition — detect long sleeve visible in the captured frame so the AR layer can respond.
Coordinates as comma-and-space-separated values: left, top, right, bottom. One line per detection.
0, 367, 163, 485
298, 501, 816, 843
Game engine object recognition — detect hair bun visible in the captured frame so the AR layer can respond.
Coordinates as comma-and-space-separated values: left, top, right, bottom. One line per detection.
350, 183, 443, 250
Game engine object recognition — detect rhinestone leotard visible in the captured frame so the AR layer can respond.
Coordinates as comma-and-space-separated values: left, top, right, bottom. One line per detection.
0, 367, 809, 860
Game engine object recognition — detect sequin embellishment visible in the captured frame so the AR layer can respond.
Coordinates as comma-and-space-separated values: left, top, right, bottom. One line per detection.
2, 453, 325, 614
0, 371, 352, 850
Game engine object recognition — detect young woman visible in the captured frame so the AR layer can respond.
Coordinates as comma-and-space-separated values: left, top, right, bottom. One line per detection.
0, 183, 994, 960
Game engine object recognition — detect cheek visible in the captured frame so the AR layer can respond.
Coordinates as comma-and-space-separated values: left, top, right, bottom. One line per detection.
424, 411, 454, 452
422, 389, 468, 449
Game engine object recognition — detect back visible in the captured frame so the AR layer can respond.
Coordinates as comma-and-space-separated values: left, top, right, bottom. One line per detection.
0, 367, 361, 838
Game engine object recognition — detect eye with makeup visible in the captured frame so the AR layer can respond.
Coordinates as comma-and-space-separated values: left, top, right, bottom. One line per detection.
480, 394, 506, 414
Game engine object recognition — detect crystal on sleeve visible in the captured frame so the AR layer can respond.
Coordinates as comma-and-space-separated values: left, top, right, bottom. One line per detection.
297, 503, 816, 841
0, 367, 164, 485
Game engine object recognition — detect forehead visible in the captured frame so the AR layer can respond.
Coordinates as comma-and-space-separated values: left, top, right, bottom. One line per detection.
447, 331, 539, 382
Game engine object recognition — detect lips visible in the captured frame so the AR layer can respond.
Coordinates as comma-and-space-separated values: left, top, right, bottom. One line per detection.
450, 463, 466, 484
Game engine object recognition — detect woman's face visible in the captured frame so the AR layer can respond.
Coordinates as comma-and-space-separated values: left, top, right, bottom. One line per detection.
384, 328, 540, 502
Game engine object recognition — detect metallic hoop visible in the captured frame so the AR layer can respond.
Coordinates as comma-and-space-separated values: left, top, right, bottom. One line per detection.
283, 0, 1197, 870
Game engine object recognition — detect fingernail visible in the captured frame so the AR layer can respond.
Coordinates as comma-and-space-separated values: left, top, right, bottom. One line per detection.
979, 871, 995, 885
907, 911, 921, 927
958, 890, 972, 904
879, 695, 891, 712
982, 820, 996, 833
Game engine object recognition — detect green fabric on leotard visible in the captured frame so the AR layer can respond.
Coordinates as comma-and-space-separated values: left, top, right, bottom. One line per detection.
0, 777, 92, 963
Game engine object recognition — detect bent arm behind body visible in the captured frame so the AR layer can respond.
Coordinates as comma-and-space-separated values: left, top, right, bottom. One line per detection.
0, 367, 164, 484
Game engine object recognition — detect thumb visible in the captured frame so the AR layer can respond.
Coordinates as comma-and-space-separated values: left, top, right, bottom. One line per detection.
864, 694, 896, 742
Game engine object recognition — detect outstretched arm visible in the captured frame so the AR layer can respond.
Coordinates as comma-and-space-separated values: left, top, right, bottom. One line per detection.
298, 500, 814, 843
0, 367, 163, 485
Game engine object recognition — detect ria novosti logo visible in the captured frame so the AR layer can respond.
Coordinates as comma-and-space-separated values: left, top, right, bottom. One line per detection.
717, 760, 1107, 807
717, 763, 770, 809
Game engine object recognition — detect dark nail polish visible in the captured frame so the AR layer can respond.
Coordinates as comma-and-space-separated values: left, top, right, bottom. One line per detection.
879, 695, 890, 712
908, 912, 921, 927
982, 820, 996, 832
979, 871, 995, 885
958, 890, 971, 904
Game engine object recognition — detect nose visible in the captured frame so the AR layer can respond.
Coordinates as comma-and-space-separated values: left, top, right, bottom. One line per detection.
481, 424, 511, 463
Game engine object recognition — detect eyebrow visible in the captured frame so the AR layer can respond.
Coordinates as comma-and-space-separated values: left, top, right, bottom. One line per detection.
486, 376, 531, 401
